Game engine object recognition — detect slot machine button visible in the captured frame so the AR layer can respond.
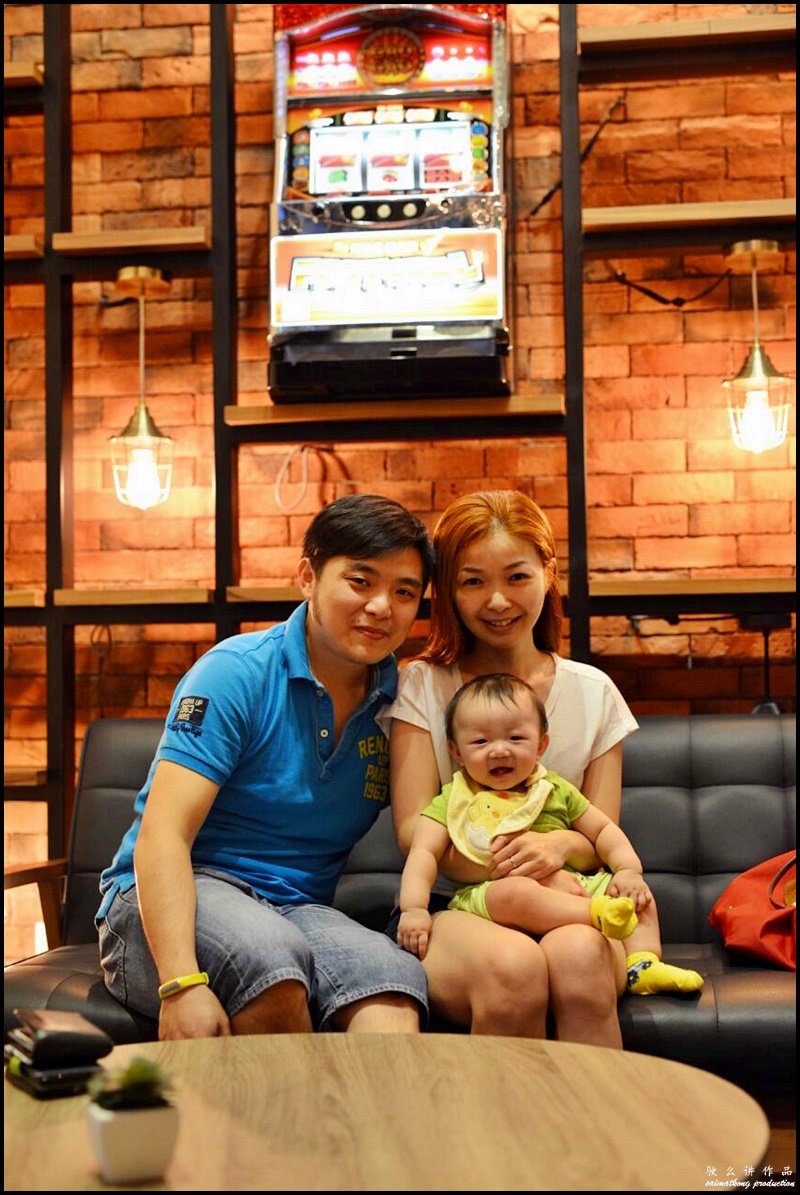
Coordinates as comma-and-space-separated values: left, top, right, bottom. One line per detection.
377, 203, 392, 219
350, 204, 366, 220
402, 202, 419, 218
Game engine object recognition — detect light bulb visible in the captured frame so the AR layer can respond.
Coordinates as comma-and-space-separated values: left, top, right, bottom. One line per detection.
727, 386, 790, 455
125, 447, 163, 510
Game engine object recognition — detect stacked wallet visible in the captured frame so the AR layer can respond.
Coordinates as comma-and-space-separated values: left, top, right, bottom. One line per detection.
5, 1007, 113, 1098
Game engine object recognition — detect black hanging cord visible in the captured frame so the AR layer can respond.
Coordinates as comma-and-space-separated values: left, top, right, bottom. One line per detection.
609, 267, 732, 308
527, 96, 625, 218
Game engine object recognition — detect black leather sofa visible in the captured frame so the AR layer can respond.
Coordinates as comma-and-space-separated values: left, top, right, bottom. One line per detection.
4, 713, 795, 1100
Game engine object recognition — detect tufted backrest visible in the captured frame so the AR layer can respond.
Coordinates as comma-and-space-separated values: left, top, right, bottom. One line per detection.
63, 714, 796, 946
618, 714, 795, 944
63, 717, 164, 944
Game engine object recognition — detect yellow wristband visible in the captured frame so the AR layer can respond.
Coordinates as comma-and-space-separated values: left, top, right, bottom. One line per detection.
157, 971, 210, 1000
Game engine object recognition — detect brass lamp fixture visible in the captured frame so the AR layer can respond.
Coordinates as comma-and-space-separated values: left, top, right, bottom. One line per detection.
723, 239, 793, 455
110, 266, 174, 510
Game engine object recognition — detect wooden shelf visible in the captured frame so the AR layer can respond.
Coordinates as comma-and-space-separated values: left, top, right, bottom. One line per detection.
227, 586, 302, 603
590, 577, 795, 598
4, 235, 44, 259
226, 393, 565, 426
579, 14, 795, 54
53, 588, 213, 606
587, 576, 795, 619
4, 590, 45, 608
582, 198, 795, 235
51, 227, 210, 255
3, 768, 47, 787
577, 14, 795, 83
4, 62, 44, 87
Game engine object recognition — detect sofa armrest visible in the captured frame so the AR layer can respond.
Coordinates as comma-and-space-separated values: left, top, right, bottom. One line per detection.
4, 859, 67, 949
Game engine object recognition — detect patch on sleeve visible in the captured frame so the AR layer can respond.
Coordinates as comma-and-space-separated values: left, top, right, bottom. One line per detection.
175, 696, 209, 726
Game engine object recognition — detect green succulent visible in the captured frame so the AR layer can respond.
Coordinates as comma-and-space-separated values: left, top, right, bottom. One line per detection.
88, 1055, 173, 1110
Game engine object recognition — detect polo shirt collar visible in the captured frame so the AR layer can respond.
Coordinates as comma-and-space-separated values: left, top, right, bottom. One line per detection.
283, 600, 399, 701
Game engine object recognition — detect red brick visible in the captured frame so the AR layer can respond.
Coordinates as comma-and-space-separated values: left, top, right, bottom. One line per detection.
727, 80, 797, 116
584, 346, 630, 378
635, 473, 734, 505
625, 85, 726, 120
589, 505, 689, 539
588, 476, 633, 507
636, 536, 737, 570
584, 311, 683, 345
690, 503, 793, 536
589, 442, 685, 475
734, 472, 797, 502
632, 343, 731, 375
142, 56, 210, 88
738, 534, 797, 568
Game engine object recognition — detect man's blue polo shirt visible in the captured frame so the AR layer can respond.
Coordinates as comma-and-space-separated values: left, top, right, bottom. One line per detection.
97, 602, 397, 918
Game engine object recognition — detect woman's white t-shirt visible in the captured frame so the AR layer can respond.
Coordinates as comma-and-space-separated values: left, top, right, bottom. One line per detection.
386, 655, 639, 792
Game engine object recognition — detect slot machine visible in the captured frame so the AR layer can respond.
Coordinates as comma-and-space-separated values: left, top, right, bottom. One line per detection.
269, 3, 511, 402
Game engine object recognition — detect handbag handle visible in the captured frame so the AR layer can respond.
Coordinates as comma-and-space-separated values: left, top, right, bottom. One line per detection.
768, 855, 797, 909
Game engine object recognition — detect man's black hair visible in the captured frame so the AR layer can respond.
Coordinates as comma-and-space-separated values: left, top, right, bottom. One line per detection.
303, 494, 434, 590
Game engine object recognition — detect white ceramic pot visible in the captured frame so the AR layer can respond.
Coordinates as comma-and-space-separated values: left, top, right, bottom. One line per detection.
86, 1100, 179, 1184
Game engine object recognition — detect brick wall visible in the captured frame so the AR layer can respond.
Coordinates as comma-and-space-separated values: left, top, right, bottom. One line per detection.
3, 3, 796, 961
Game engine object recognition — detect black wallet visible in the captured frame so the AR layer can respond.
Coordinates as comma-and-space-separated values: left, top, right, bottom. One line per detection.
9, 1008, 113, 1067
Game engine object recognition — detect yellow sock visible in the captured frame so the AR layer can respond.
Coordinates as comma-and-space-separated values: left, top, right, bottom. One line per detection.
626, 951, 704, 996
589, 894, 638, 940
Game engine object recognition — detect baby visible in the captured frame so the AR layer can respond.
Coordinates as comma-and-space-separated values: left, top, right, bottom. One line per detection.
397, 673, 704, 996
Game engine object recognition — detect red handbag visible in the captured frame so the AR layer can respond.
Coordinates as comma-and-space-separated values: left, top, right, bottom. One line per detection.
709, 851, 796, 971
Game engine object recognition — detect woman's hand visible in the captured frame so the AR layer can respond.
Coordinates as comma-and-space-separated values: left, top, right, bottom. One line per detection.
488, 830, 574, 882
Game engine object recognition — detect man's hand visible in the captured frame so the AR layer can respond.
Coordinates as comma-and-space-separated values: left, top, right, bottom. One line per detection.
397, 908, 433, 960
607, 867, 652, 911
158, 982, 231, 1040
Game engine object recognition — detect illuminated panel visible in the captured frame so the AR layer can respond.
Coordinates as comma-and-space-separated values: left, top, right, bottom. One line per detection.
275, 5, 506, 35
271, 227, 504, 327
287, 24, 494, 96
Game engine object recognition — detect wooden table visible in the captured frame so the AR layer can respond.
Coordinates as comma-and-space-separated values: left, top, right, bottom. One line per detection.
4, 1034, 770, 1191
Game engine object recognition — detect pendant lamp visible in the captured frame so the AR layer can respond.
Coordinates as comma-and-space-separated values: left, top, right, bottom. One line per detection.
110, 266, 174, 510
723, 240, 793, 455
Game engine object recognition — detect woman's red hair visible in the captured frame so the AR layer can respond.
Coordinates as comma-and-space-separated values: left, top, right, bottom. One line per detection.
419, 491, 563, 665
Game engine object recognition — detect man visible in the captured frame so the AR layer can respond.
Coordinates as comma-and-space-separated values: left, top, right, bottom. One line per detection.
97, 494, 433, 1040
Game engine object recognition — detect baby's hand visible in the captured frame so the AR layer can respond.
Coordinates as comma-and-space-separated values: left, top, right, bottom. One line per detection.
397, 908, 433, 959
607, 868, 652, 910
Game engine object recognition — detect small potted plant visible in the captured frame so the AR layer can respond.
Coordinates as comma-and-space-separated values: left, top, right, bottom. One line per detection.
86, 1055, 179, 1184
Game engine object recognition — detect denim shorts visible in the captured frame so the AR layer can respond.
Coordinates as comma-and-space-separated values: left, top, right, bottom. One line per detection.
98, 868, 428, 1030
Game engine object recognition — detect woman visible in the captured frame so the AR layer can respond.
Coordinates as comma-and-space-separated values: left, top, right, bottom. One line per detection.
387, 491, 639, 1044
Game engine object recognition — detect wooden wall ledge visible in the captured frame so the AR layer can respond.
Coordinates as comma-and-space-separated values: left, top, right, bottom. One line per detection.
4, 62, 44, 87
579, 14, 795, 53
589, 578, 795, 598
227, 586, 302, 603
53, 588, 213, 606
4, 590, 46, 607
225, 393, 566, 427
51, 227, 210, 255
4, 235, 44, 259
3, 767, 47, 787
582, 198, 795, 235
